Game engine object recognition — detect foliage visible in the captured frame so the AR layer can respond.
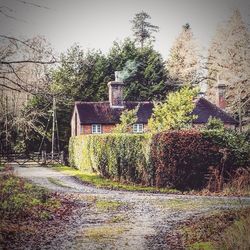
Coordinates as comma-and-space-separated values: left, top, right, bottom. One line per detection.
151, 130, 250, 190
205, 117, 224, 131
166, 23, 201, 85
69, 134, 153, 185
130, 11, 159, 48
25, 40, 169, 153
108, 38, 169, 101
69, 129, 249, 191
148, 86, 198, 132
113, 106, 139, 133
202, 129, 250, 168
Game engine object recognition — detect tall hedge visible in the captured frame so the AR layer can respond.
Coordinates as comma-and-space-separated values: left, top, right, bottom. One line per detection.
69, 130, 249, 190
69, 134, 153, 184
151, 130, 250, 190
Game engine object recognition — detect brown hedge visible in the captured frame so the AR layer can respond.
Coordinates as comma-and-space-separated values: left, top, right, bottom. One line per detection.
151, 130, 239, 190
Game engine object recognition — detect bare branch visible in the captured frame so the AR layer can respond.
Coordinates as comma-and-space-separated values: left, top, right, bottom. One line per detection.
1, 60, 58, 65
14, 0, 50, 10
0, 82, 21, 92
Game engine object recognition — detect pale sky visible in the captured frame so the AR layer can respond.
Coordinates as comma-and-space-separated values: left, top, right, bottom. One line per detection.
1, 0, 250, 59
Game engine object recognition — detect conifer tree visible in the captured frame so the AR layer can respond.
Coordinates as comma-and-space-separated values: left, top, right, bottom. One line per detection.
166, 23, 201, 85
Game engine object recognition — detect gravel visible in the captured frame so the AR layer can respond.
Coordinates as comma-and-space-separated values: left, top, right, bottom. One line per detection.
14, 166, 250, 250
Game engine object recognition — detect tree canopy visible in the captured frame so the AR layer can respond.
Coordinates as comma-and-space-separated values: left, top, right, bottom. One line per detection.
148, 87, 198, 132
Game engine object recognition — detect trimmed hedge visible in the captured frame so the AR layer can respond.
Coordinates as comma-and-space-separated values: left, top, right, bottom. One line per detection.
69, 130, 250, 190
152, 130, 250, 190
69, 134, 153, 185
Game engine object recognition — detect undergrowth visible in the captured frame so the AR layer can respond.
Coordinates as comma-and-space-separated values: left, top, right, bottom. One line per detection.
0, 167, 60, 220
179, 207, 250, 249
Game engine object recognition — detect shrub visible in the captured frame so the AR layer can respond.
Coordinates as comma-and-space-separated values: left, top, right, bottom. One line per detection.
69, 133, 153, 185
151, 130, 250, 190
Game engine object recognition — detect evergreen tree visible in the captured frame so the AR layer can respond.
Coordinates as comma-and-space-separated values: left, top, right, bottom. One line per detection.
206, 10, 250, 130
131, 11, 159, 48
108, 39, 169, 101
166, 23, 201, 85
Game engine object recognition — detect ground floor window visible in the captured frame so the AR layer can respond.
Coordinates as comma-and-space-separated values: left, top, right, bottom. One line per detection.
132, 123, 144, 133
92, 124, 102, 134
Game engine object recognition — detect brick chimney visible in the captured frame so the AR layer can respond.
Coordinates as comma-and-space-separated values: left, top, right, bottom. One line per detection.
216, 83, 226, 109
108, 71, 124, 108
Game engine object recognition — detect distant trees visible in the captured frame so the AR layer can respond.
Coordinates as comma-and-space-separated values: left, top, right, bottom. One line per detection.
206, 10, 250, 130
131, 11, 159, 48
0, 36, 56, 153
166, 23, 201, 85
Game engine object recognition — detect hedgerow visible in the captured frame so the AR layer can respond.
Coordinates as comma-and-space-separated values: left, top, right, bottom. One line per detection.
69, 134, 153, 184
69, 130, 249, 190
151, 130, 250, 190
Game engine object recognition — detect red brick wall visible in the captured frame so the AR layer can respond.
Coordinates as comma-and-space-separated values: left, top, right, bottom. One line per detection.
80, 124, 116, 134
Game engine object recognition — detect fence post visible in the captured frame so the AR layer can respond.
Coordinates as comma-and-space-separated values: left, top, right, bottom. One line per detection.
42, 151, 47, 165
60, 151, 64, 165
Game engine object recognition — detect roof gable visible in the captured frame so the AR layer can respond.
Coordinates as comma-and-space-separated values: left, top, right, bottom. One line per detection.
192, 98, 238, 124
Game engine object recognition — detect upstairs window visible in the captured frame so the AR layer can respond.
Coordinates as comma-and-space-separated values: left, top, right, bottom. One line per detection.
133, 123, 144, 133
92, 124, 102, 134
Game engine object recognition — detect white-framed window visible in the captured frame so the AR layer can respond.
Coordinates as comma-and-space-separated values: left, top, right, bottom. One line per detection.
133, 123, 144, 133
80, 125, 84, 135
92, 124, 102, 134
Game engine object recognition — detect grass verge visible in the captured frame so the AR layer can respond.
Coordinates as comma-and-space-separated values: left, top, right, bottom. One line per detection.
0, 166, 75, 249
52, 165, 180, 194
177, 207, 250, 249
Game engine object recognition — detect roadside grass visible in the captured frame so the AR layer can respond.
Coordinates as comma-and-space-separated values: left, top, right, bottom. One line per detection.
153, 197, 249, 211
179, 207, 250, 250
0, 169, 61, 221
84, 225, 127, 242
95, 200, 125, 212
52, 165, 180, 194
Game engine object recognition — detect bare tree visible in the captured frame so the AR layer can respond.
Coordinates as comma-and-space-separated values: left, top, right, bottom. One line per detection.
206, 9, 250, 130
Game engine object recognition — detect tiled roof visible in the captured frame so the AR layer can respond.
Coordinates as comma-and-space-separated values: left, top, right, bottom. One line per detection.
192, 98, 238, 125
75, 101, 154, 124
75, 98, 238, 125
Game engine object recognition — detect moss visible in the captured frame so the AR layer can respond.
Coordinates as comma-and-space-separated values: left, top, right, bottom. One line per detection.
84, 225, 127, 242
95, 200, 124, 211
109, 215, 127, 223
188, 242, 214, 250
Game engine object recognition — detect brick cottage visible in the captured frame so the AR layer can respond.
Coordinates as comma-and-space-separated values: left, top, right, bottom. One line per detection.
71, 74, 237, 136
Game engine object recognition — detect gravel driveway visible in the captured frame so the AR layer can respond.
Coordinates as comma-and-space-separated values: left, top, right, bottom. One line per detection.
15, 166, 250, 250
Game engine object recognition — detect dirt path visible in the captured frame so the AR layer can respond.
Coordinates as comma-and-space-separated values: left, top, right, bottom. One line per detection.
15, 166, 250, 250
